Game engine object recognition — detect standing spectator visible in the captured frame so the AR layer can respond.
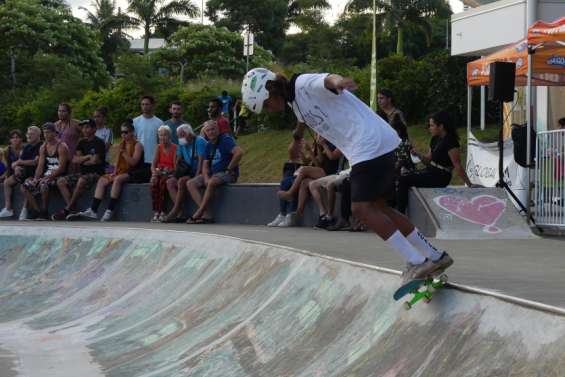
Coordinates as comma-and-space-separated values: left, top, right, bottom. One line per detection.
1, 130, 24, 181
54, 103, 81, 172
377, 89, 407, 126
133, 95, 162, 167
94, 107, 113, 155
51, 119, 106, 220
218, 90, 233, 118
21, 123, 69, 220
396, 111, 474, 214
186, 121, 243, 223
208, 98, 231, 135
70, 121, 144, 221
164, 101, 185, 145
150, 125, 177, 222
162, 124, 207, 223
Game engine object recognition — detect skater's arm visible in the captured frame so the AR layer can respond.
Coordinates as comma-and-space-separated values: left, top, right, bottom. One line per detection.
324, 74, 357, 94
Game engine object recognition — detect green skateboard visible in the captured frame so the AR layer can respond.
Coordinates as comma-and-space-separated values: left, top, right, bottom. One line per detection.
393, 274, 448, 310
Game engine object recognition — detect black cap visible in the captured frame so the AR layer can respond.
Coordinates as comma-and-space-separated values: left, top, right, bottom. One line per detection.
79, 119, 96, 128
42, 122, 57, 132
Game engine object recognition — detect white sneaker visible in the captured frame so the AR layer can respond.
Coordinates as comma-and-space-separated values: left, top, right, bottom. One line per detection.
400, 259, 437, 285
0, 208, 14, 218
101, 209, 113, 222
151, 212, 160, 223
18, 208, 28, 221
76, 208, 98, 220
278, 213, 294, 227
267, 213, 284, 227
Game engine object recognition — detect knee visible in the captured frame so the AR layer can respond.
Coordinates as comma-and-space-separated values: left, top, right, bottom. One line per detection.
56, 177, 66, 188
308, 180, 318, 191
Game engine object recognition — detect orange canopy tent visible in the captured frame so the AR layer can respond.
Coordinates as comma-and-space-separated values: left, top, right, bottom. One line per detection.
467, 17, 565, 87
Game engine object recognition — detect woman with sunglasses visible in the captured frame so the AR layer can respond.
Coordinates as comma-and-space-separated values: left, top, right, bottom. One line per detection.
70, 121, 144, 221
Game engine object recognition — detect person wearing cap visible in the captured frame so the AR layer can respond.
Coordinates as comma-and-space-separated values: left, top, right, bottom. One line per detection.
161, 123, 207, 223
241, 68, 454, 285
21, 123, 69, 220
51, 119, 106, 220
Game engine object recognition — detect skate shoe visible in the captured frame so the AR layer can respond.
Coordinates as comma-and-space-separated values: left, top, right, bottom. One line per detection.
400, 259, 437, 285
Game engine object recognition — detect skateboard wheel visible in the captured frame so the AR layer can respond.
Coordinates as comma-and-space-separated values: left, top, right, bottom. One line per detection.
403, 302, 412, 310
440, 275, 448, 283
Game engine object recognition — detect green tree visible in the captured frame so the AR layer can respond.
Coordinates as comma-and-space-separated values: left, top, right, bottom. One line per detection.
0, 0, 108, 88
153, 24, 273, 82
346, 0, 451, 56
127, 0, 200, 55
287, 0, 330, 31
80, 0, 134, 72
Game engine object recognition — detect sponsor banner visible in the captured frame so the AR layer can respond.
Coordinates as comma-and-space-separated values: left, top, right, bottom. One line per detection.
466, 132, 528, 195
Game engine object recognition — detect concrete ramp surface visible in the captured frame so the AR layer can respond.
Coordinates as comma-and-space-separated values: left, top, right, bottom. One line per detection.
0, 226, 563, 376
409, 187, 536, 239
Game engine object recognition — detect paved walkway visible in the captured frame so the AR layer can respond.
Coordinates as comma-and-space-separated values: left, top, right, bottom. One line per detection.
2, 221, 565, 308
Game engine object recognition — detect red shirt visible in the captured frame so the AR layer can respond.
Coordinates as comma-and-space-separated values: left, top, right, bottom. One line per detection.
217, 116, 231, 135
157, 143, 177, 171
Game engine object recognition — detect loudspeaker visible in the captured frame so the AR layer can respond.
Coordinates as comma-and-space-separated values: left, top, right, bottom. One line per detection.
488, 61, 516, 102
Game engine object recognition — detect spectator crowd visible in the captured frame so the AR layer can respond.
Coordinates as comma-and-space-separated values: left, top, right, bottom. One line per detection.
0, 88, 476, 227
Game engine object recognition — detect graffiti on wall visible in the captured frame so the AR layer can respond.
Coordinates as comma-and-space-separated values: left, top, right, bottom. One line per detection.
433, 195, 507, 234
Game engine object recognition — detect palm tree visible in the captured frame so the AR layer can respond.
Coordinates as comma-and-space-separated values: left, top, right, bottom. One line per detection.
346, 0, 451, 56
127, 0, 199, 55
80, 0, 134, 72
287, 0, 331, 31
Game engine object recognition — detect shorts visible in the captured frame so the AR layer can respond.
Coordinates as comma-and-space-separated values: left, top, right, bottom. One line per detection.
191, 171, 238, 188
350, 151, 396, 203
62, 173, 100, 190
128, 163, 151, 183
14, 166, 35, 184
22, 177, 58, 196
313, 172, 349, 189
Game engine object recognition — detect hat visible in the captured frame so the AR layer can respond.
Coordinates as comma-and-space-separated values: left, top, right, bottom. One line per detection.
42, 122, 57, 132
79, 119, 96, 128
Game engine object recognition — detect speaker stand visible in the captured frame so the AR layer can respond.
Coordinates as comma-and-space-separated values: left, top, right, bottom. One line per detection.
495, 103, 542, 233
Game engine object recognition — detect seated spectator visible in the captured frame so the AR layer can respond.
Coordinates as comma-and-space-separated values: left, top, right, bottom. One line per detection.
308, 165, 349, 229
267, 131, 311, 227
55, 103, 81, 173
0, 130, 24, 182
208, 98, 231, 135
150, 125, 177, 222
21, 123, 69, 220
277, 134, 342, 224
162, 124, 207, 223
51, 119, 106, 220
396, 110, 474, 214
186, 120, 243, 223
70, 121, 144, 221
0, 151, 5, 180
0, 126, 42, 219
93, 107, 113, 171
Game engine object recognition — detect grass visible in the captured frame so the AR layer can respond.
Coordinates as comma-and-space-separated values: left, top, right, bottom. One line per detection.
236, 125, 501, 184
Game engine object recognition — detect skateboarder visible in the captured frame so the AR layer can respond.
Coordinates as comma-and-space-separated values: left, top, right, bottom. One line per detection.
241, 69, 453, 283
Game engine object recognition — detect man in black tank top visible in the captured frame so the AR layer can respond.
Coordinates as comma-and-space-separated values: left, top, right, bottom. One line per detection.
21, 123, 69, 220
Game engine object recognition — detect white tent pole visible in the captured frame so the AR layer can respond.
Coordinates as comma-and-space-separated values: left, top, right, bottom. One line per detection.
480, 86, 486, 130
467, 86, 472, 134
526, 52, 533, 221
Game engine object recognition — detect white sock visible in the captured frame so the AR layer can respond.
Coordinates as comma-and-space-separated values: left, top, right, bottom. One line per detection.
386, 230, 426, 264
406, 228, 444, 261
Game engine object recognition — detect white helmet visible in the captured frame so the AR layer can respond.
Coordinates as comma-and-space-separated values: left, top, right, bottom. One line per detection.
241, 68, 276, 114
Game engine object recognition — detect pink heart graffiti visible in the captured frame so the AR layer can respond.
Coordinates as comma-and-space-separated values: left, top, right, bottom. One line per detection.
433, 195, 507, 234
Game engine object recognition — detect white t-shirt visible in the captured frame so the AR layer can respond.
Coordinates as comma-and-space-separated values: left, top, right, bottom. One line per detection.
290, 73, 400, 166
133, 115, 162, 164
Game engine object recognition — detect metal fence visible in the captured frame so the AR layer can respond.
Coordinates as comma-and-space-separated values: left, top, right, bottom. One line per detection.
534, 129, 565, 228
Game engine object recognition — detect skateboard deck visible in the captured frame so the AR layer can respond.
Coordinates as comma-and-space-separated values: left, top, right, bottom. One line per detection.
393, 274, 448, 310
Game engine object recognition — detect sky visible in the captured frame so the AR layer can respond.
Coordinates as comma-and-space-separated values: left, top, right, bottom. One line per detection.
67, 0, 465, 37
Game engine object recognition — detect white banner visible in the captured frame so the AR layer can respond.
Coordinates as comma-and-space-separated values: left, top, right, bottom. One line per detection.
466, 132, 529, 207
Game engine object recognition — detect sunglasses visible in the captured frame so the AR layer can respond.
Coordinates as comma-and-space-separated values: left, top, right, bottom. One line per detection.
121, 130, 130, 135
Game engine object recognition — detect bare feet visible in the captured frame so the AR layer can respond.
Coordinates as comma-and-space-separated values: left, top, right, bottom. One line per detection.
277, 190, 294, 202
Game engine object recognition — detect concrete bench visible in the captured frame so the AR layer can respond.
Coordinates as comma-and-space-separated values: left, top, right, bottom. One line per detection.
0, 183, 326, 226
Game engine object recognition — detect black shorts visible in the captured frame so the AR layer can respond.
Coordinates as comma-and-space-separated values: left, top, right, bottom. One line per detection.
350, 151, 396, 203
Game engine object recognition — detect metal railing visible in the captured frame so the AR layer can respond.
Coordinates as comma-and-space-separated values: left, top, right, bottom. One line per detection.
534, 129, 565, 228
